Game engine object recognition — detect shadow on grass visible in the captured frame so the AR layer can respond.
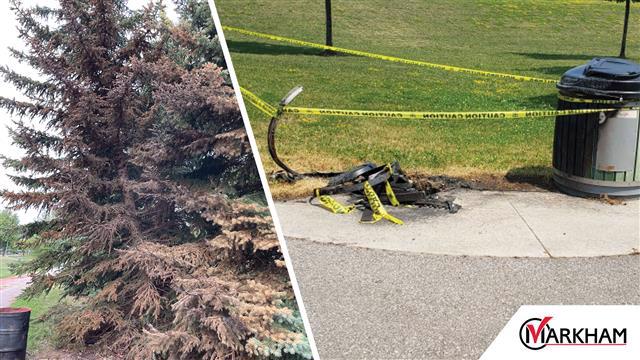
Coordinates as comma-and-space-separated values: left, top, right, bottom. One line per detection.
512, 52, 599, 61
227, 40, 322, 56
521, 65, 573, 77
505, 165, 556, 191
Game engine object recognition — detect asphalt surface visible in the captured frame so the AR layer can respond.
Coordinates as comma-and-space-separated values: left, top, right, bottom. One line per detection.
288, 239, 640, 360
0, 276, 30, 307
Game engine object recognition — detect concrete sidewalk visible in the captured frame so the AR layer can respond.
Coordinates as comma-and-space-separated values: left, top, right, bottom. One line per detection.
276, 189, 640, 257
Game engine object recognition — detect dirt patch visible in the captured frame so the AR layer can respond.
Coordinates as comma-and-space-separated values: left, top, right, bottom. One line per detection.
411, 172, 555, 193
598, 194, 628, 206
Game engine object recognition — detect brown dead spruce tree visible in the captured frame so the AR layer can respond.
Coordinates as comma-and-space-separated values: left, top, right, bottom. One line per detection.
1, 1, 310, 359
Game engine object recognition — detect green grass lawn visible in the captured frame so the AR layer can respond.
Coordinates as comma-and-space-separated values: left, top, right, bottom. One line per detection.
217, 0, 639, 186
11, 287, 64, 353
0, 255, 30, 279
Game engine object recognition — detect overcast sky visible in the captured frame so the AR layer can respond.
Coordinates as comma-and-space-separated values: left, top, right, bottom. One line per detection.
0, 1, 179, 224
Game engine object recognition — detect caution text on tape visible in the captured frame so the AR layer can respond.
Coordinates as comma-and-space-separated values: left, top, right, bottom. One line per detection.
239, 87, 636, 121
283, 106, 627, 120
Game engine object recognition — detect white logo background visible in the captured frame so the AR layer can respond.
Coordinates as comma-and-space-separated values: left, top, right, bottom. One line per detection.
480, 305, 640, 359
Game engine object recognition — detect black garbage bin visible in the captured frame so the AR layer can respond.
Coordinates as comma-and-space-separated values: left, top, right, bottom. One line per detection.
553, 57, 640, 197
0, 307, 31, 360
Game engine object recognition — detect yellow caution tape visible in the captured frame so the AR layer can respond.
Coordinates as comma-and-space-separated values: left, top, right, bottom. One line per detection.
284, 106, 625, 120
362, 181, 404, 225
246, 98, 276, 117
314, 190, 355, 214
240, 87, 277, 113
385, 181, 400, 207
223, 26, 557, 84
240, 87, 278, 117
383, 164, 401, 206
239, 86, 635, 122
558, 95, 624, 104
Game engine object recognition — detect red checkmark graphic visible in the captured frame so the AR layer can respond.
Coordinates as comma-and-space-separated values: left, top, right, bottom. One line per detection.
527, 316, 553, 343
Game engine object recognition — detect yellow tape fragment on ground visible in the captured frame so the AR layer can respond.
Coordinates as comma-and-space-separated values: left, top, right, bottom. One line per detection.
315, 190, 355, 214
385, 181, 400, 206
240, 87, 277, 117
283, 106, 624, 120
362, 182, 404, 225
223, 26, 557, 84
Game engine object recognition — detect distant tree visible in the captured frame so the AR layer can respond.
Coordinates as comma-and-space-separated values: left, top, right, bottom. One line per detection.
0, 1, 309, 359
0, 210, 21, 256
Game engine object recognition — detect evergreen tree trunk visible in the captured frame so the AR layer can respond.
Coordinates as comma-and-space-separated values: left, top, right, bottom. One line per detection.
620, 0, 630, 58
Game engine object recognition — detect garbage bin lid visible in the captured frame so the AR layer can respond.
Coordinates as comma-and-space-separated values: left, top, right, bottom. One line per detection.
558, 58, 640, 100
584, 58, 640, 80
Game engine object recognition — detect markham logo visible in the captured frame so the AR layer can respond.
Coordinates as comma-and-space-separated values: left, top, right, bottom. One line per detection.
519, 316, 627, 350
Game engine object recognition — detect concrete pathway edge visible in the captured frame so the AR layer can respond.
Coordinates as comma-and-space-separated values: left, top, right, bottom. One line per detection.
275, 189, 640, 258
